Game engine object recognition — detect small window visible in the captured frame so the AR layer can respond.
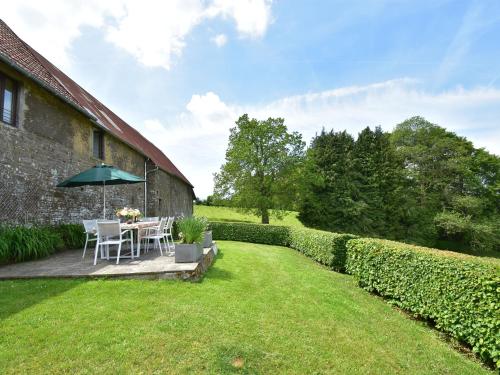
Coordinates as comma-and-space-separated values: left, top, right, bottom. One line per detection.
92, 130, 105, 159
0, 72, 19, 126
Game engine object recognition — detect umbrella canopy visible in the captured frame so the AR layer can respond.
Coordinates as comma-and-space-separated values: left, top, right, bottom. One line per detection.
57, 164, 145, 218
57, 164, 144, 187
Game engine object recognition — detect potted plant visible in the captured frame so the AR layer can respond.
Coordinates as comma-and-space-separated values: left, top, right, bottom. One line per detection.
175, 216, 205, 263
199, 216, 212, 248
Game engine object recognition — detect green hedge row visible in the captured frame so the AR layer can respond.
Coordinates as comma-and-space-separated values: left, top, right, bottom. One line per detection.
211, 222, 290, 246
0, 224, 86, 264
288, 227, 357, 271
210, 221, 357, 271
346, 238, 500, 368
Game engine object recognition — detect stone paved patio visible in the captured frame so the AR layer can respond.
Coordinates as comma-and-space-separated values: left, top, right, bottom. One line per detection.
0, 245, 216, 280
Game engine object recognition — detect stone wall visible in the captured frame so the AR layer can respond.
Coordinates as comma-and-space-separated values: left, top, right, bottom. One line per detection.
0, 62, 192, 225
146, 168, 194, 218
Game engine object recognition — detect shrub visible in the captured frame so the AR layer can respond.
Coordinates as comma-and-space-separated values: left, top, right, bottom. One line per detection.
0, 226, 63, 264
0, 224, 86, 264
346, 238, 500, 368
177, 216, 205, 244
289, 228, 357, 271
211, 222, 290, 246
53, 224, 86, 250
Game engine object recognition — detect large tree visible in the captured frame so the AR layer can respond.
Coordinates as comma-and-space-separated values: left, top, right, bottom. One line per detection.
299, 127, 405, 237
351, 126, 406, 238
214, 114, 305, 224
298, 130, 361, 232
391, 116, 500, 250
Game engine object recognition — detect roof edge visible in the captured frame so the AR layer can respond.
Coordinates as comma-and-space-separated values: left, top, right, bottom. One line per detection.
0, 51, 96, 121
0, 52, 194, 188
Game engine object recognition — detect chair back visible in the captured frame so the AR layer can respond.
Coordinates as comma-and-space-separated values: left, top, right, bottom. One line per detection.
158, 217, 168, 232
82, 219, 97, 234
166, 216, 174, 230
96, 220, 121, 239
142, 217, 159, 222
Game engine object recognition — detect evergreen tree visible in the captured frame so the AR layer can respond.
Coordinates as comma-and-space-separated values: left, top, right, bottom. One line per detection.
351, 126, 406, 238
299, 130, 361, 232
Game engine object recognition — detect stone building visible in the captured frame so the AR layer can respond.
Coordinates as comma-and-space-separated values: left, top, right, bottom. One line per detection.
0, 20, 194, 225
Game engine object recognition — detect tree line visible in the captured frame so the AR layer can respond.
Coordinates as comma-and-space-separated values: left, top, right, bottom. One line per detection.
213, 114, 499, 253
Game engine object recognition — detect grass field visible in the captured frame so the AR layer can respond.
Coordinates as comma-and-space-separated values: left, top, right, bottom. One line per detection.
194, 205, 304, 227
0, 241, 489, 374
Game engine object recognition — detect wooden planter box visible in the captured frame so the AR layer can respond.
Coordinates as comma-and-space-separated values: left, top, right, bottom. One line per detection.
175, 243, 203, 263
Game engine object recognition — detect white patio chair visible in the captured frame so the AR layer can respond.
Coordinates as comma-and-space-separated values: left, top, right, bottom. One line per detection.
94, 220, 134, 265
164, 216, 175, 254
141, 217, 168, 256
82, 220, 98, 259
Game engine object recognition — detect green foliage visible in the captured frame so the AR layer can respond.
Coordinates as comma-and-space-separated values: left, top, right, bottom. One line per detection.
0, 224, 85, 264
211, 222, 290, 246
288, 227, 357, 271
0, 226, 63, 264
214, 114, 305, 223
299, 129, 360, 232
177, 216, 206, 244
435, 210, 500, 253
210, 221, 356, 271
298, 117, 500, 253
53, 224, 86, 250
346, 238, 500, 368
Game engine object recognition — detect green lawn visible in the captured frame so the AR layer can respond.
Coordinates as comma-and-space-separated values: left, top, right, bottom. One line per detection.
0, 241, 489, 374
194, 205, 304, 227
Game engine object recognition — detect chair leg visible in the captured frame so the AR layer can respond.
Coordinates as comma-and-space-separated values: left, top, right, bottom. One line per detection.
158, 238, 163, 256
164, 234, 170, 251
83, 234, 88, 259
130, 231, 134, 260
161, 236, 166, 255
116, 242, 122, 265
93, 242, 100, 266
168, 234, 175, 250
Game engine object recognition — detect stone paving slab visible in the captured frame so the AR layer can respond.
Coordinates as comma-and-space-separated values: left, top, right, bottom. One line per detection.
0, 247, 214, 280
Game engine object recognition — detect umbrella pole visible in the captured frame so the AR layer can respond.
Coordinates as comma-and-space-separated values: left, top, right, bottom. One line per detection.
103, 181, 106, 219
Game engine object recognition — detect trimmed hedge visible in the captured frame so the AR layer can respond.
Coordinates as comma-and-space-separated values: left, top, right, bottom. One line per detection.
346, 238, 500, 368
0, 224, 86, 265
211, 222, 290, 246
288, 227, 357, 271
210, 221, 357, 271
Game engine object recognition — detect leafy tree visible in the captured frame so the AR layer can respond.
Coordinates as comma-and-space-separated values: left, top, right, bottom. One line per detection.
391, 116, 500, 250
214, 114, 305, 224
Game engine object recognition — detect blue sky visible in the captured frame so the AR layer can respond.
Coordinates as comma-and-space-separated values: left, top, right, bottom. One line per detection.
3, 0, 500, 197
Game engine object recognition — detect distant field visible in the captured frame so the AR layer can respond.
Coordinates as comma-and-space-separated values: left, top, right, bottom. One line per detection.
194, 205, 304, 227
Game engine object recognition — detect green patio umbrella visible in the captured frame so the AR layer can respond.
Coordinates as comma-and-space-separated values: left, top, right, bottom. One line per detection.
57, 164, 145, 218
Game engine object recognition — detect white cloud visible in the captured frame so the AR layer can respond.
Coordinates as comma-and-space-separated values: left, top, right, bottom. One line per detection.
0, 0, 123, 70
211, 33, 228, 47
1, 0, 273, 70
206, 0, 273, 38
136, 79, 500, 198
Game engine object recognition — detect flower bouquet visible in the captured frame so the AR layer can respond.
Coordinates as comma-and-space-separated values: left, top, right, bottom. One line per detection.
116, 207, 142, 223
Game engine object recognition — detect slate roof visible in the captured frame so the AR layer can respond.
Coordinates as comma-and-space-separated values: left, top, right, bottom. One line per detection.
0, 19, 193, 188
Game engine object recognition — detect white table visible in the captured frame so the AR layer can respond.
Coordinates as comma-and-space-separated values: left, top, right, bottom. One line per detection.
121, 221, 160, 257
